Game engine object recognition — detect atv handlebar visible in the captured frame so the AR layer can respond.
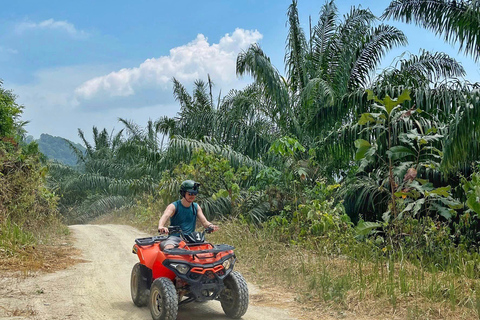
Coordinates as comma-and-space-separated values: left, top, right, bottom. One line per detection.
159, 225, 215, 235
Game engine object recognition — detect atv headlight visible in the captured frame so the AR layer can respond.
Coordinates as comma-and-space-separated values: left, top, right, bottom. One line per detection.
222, 257, 234, 270
170, 263, 189, 274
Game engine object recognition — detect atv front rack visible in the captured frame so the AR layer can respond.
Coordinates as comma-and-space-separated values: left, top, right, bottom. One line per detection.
164, 244, 235, 259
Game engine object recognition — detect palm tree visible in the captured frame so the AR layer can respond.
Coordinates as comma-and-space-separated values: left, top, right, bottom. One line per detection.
162, 77, 275, 160
236, 0, 409, 173
382, 0, 480, 61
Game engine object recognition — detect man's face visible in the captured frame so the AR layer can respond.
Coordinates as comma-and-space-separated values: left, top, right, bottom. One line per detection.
185, 192, 197, 203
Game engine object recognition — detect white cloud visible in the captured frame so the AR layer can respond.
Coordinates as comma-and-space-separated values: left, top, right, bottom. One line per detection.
74, 28, 262, 101
11, 29, 261, 144
15, 18, 88, 39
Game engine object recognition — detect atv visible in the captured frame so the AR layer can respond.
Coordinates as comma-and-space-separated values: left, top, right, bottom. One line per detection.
131, 225, 249, 320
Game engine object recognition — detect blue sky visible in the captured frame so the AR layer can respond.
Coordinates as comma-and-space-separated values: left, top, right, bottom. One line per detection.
1, 0, 479, 144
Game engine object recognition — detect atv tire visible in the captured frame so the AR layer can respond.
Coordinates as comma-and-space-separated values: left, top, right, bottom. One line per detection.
149, 277, 178, 320
131, 263, 150, 307
220, 271, 249, 318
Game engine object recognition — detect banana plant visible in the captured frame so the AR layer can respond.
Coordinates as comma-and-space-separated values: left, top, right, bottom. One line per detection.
354, 89, 462, 221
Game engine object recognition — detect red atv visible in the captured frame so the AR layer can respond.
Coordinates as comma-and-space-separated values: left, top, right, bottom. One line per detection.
131, 225, 249, 320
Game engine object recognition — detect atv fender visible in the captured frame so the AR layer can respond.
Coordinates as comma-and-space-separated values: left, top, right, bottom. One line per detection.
134, 243, 175, 280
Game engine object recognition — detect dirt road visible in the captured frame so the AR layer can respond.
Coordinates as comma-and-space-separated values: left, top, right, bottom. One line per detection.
0, 224, 298, 320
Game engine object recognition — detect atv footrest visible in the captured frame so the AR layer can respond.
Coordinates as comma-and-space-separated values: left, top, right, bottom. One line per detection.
135, 235, 167, 246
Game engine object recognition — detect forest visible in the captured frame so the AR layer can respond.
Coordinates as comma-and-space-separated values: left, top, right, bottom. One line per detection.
2, 0, 480, 318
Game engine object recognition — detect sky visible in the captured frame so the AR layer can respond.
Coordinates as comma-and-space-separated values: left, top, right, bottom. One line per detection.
1, 0, 479, 144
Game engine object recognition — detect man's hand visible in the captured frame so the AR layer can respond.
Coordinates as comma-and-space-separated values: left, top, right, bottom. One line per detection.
158, 227, 169, 234
206, 224, 219, 232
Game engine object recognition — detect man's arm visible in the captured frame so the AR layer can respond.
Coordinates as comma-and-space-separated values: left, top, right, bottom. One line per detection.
158, 203, 176, 233
196, 205, 219, 231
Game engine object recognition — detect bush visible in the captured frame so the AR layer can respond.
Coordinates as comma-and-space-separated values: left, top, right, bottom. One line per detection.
0, 140, 62, 256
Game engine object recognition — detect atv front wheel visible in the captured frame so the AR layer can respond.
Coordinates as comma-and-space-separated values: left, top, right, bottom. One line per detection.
220, 271, 249, 318
149, 277, 178, 320
131, 263, 150, 307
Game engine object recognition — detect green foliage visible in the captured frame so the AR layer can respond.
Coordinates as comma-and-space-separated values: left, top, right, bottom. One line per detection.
353, 89, 462, 221
293, 198, 350, 237
0, 82, 24, 138
462, 170, 480, 216
265, 180, 352, 246
0, 82, 62, 256
268, 136, 306, 157
0, 219, 35, 256
158, 149, 254, 220
0, 143, 59, 228
49, 125, 163, 222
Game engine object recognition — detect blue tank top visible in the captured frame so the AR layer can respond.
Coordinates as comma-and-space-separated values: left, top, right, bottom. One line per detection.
170, 200, 198, 236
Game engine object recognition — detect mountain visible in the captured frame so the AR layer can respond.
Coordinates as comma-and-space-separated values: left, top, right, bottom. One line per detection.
34, 134, 85, 166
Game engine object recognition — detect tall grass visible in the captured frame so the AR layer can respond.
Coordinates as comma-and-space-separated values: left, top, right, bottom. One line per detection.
211, 219, 480, 320
0, 220, 36, 256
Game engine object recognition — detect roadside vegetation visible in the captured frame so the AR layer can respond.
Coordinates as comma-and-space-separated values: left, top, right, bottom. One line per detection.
0, 81, 67, 270
2, 0, 480, 318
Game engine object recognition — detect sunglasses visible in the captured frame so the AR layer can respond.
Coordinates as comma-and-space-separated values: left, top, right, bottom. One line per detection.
187, 192, 197, 196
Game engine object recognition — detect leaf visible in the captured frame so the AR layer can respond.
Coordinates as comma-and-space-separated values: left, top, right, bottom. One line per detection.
438, 197, 463, 210
399, 202, 415, 219
425, 186, 451, 198
467, 196, 480, 214
354, 139, 372, 160
416, 178, 429, 185
412, 198, 425, 216
409, 180, 433, 193
387, 146, 415, 160
382, 210, 391, 223
358, 113, 375, 125
366, 89, 382, 103
355, 221, 383, 236
383, 89, 411, 114
431, 203, 453, 220
397, 89, 412, 105
355, 139, 371, 148
355, 146, 371, 161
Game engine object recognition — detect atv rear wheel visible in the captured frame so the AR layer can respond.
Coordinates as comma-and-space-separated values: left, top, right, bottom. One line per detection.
131, 263, 150, 307
149, 277, 178, 320
219, 271, 249, 318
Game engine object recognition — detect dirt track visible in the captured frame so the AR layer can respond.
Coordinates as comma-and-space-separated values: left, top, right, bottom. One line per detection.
0, 224, 298, 320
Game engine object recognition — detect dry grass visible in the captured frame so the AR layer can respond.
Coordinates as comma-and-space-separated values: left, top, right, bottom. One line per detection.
0, 305, 36, 317
0, 231, 81, 274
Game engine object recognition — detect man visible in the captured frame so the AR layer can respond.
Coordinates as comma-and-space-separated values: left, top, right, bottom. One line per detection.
158, 180, 218, 250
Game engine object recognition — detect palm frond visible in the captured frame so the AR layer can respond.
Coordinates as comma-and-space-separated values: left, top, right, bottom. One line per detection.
349, 24, 408, 89
382, 0, 480, 61
375, 49, 466, 88
173, 77, 193, 111
285, 0, 309, 91
236, 44, 290, 124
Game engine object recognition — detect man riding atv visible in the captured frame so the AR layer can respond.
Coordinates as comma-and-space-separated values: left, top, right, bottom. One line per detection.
157, 180, 219, 249
132, 179, 248, 320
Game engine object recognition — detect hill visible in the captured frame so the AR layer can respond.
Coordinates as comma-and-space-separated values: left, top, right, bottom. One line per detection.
32, 134, 85, 166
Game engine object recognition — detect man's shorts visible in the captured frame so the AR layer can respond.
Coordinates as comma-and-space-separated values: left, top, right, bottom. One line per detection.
160, 236, 182, 250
